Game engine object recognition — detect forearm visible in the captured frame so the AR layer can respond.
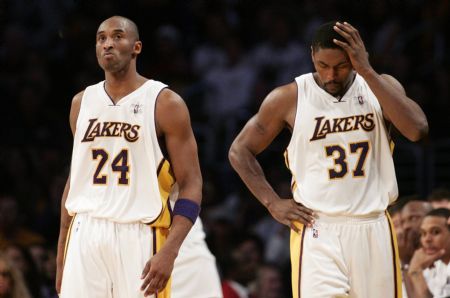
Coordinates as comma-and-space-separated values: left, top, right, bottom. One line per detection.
360, 69, 428, 141
161, 216, 193, 259
56, 177, 72, 292
56, 223, 71, 266
57, 179, 72, 258
177, 176, 202, 206
229, 144, 279, 209
163, 173, 202, 254
404, 268, 432, 298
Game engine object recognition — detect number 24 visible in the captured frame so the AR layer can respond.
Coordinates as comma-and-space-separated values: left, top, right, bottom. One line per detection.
92, 149, 129, 185
325, 141, 370, 179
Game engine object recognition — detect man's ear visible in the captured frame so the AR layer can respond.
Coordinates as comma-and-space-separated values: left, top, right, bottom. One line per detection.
133, 41, 142, 57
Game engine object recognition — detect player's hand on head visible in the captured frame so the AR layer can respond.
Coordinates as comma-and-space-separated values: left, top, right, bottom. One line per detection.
140, 248, 175, 296
268, 198, 315, 231
332, 21, 372, 75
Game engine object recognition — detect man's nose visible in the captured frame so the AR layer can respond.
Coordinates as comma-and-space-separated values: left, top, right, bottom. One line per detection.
422, 233, 432, 242
326, 68, 337, 81
103, 37, 114, 49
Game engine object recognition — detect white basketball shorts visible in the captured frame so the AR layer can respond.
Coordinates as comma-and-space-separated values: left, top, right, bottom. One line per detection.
60, 213, 170, 298
290, 212, 402, 298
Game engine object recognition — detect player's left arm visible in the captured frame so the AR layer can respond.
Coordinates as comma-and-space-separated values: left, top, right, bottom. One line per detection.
333, 21, 429, 142
140, 88, 202, 296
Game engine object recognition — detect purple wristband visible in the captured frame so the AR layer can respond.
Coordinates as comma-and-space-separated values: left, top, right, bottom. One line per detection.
173, 198, 200, 223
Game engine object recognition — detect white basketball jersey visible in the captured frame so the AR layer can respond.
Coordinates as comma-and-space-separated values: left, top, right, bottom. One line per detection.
286, 73, 398, 216
66, 80, 175, 224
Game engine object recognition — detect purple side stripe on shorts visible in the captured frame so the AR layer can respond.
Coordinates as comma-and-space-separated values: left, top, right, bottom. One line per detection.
298, 226, 306, 298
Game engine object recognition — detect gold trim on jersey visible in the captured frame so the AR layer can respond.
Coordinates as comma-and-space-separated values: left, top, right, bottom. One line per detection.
284, 150, 298, 192
390, 139, 395, 154
148, 158, 175, 228
152, 226, 171, 298
63, 215, 76, 266
290, 222, 306, 298
386, 211, 403, 298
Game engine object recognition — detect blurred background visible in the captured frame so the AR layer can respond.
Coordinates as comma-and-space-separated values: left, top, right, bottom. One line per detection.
0, 0, 449, 297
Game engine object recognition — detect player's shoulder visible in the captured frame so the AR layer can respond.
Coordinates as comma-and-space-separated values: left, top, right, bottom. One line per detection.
156, 88, 186, 111
270, 81, 297, 99
260, 81, 297, 111
155, 88, 189, 134
379, 73, 405, 92
70, 90, 85, 112
72, 90, 85, 104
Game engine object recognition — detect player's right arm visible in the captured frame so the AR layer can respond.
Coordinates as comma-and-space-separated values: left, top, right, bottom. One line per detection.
55, 91, 83, 294
229, 83, 314, 231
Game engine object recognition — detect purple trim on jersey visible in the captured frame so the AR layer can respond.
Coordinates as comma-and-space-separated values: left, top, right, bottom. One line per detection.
156, 158, 165, 175
152, 227, 157, 256
387, 216, 399, 298
103, 81, 119, 106
298, 226, 306, 298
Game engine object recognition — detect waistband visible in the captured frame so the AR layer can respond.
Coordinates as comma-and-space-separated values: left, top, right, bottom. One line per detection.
74, 212, 150, 225
315, 211, 386, 224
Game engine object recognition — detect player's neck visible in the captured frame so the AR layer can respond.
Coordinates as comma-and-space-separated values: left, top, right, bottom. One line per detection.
104, 71, 147, 104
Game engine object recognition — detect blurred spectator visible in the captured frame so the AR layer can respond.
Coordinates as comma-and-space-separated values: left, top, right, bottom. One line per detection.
252, 181, 292, 267
388, 202, 409, 297
427, 188, 450, 210
0, 195, 45, 250
146, 24, 191, 92
40, 247, 58, 298
249, 263, 285, 298
192, 14, 230, 78
5, 244, 43, 298
399, 199, 432, 266
202, 35, 256, 162
388, 202, 405, 233
222, 233, 264, 298
251, 9, 309, 86
405, 208, 450, 298
0, 252, 32, 298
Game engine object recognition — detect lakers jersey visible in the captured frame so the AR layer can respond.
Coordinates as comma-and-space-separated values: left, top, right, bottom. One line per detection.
285, 73, 398, 216
66, 80, 175, 225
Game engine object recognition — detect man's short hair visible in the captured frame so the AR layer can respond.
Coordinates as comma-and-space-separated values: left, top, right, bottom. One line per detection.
311, 21, 347, 52
426, 208, 450, 219
427, 188, 450, 202
426, 208, 450, 231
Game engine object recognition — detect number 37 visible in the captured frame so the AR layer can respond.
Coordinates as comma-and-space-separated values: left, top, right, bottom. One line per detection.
325, 141, 370, 179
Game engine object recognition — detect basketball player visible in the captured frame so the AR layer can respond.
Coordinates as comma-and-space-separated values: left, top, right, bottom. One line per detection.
229, 21, 428, 298
55, 16, 202, 298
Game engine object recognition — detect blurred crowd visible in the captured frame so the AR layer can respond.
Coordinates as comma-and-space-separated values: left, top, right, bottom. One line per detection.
1, 0, 449, 297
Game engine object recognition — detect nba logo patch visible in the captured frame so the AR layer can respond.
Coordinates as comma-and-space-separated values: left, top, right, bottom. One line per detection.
312, 225, 319, 238
357, 95, 364, 105
131, 103, 143, 115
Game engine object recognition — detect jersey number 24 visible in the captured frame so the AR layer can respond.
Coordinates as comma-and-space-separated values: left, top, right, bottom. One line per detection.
92, 149, 129, 185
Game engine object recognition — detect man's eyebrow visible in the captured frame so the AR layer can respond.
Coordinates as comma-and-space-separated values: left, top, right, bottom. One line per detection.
96, 29, 126, 35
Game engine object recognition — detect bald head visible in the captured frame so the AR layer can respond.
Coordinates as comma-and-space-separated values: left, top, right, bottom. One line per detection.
401, 200, 432, 231
98, 16, 140, 41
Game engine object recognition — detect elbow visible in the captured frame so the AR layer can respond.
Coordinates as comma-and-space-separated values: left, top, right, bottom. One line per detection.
408, 120, 429, 142
228, 142, 239, 170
